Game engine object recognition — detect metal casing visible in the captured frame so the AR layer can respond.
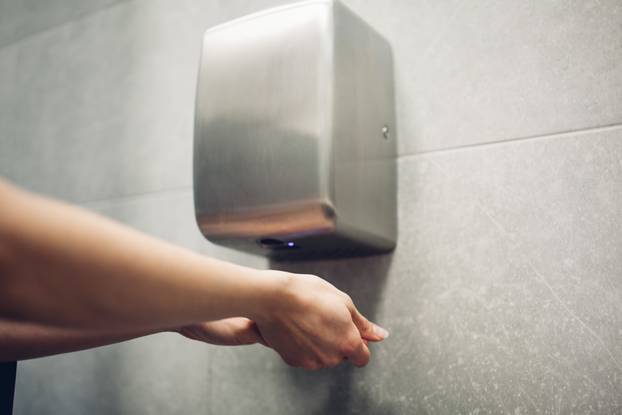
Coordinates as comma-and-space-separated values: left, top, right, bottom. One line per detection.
194, 0, 396, 259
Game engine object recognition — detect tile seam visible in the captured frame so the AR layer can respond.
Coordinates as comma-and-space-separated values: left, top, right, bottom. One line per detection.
79, 120, 622, 207
398, 122, 622, 161
0, 0, 130, 52
81, 185, 192, 210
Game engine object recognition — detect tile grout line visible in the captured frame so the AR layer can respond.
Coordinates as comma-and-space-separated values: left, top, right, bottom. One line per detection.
0, 0, 130, 53
398, 122, 622, 161
67, 122, 622, 207
81, 185, 193, 210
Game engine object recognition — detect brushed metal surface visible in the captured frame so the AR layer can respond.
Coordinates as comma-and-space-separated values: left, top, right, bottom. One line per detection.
194, 0, 396, 259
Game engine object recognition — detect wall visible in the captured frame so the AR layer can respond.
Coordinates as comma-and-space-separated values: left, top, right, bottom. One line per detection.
1, 0, 621, 413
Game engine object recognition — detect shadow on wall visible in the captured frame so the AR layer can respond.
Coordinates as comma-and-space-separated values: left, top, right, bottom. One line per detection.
269, 253, 398, 415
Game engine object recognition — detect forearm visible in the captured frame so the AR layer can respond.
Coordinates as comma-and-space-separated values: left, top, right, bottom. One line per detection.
0, 180, 280, 332
0, 319, 160, 362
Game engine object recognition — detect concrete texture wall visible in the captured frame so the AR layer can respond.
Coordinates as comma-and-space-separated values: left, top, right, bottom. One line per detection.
1, 0, 621, 413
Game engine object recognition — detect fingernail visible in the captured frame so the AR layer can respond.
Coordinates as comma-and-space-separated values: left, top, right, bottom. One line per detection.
374, 324, 390, 339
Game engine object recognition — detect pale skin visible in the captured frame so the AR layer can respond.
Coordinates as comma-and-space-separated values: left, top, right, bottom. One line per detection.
0, 179, 388, 369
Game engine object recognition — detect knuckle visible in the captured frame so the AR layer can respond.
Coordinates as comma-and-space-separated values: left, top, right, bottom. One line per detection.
340, 338, 359, 356
343, 294, 354, 307
357, 351, 371, 367
359, 320, 372, 334
359, 355, 371, 367
319, 355, 339, 368
327, 356, 343, 368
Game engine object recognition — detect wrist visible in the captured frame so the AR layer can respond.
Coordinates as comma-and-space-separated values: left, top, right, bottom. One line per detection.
244, 269, 292, 323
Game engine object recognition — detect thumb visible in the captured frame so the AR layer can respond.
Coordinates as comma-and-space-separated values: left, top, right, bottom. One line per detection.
349, 305, 389, 342
235, 319, 268, 346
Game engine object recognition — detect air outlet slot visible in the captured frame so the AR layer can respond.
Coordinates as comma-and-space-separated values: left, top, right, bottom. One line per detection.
258, 238, 285, 247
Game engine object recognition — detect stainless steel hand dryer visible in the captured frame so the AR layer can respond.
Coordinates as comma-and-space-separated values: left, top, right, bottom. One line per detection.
194, 0, 396, 260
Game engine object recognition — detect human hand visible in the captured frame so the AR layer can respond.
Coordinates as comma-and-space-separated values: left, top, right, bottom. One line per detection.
251, 271, 388, 370
177, 317, 266, 346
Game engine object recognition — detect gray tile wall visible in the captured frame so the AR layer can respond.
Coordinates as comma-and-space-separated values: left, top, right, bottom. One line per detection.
0, 0, 127, 48
1, 0, 621, 413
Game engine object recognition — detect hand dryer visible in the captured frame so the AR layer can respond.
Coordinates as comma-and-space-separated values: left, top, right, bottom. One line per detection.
194, 0, 396, 259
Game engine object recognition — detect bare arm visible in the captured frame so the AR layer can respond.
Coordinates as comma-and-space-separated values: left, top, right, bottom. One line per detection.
0, 179, 387, 369
0, 179, 277, 331
0, 319, 157, 361
0, 317, 264, 362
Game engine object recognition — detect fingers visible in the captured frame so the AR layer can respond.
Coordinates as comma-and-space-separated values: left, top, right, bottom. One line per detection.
346, 298, 389, 342
181, 318, 268, 346
346, 338, 371, 367
255, 273, 389, 371
234, 319, 266, 346
248, 322, 269, 347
